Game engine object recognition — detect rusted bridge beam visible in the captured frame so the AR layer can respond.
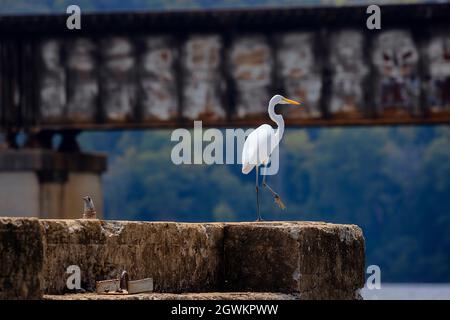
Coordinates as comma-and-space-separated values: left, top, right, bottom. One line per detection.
1, 3, 450, 132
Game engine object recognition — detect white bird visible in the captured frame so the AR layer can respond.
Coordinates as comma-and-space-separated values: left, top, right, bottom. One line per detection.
241, 94, 301, 221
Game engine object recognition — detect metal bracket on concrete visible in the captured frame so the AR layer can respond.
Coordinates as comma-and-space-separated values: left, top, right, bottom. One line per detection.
95, 271, 153, 295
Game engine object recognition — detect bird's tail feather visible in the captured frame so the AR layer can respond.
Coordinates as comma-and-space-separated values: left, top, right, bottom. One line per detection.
242, 163, 255, 174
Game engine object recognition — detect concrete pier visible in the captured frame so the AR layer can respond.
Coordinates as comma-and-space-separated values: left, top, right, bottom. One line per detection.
0, 218, 365, 300
0, 150, 106, 219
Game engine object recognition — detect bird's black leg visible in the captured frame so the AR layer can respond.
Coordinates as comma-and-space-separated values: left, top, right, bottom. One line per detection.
255, 165, 262, 221
262, 168, 286, 210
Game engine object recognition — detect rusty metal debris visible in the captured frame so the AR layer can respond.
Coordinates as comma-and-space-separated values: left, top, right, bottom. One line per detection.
96, 270, 153, 295
82, 196, 97, 219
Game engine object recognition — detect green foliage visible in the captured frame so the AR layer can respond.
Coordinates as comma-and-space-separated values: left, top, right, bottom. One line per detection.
79, 126, 450, 282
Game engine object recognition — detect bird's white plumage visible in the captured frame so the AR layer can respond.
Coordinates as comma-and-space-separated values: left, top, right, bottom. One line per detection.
241, 124, 276, 174
240, 94, 300, 220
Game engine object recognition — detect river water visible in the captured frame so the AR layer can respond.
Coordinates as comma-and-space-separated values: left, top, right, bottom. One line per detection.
361, 283, 450, 300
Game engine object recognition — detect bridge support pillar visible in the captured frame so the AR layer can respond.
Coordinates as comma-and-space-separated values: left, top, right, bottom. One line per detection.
0, 149, 106, 219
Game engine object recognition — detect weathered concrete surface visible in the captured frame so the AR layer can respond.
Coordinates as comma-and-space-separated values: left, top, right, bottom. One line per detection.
41, 220, 224, 294
224, 222, 365, 299
0, 218, 44, 299
44, 292, 299, 300
0, 218, 365, 300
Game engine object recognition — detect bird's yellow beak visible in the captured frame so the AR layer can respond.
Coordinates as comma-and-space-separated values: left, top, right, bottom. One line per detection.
282, 97, 301, 105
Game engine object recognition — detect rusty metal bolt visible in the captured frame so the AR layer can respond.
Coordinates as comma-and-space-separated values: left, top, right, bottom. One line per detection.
82, 196, 97, 219
120, 270, 129, 292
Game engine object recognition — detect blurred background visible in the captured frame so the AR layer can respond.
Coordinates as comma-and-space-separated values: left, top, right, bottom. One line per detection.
80, 127, 450, 286
0, 0, 449, 299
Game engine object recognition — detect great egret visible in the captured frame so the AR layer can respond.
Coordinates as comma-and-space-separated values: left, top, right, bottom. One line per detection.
241, 94, 301, 221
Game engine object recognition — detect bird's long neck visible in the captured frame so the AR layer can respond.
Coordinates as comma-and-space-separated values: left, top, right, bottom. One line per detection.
268, 98, 285, 144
